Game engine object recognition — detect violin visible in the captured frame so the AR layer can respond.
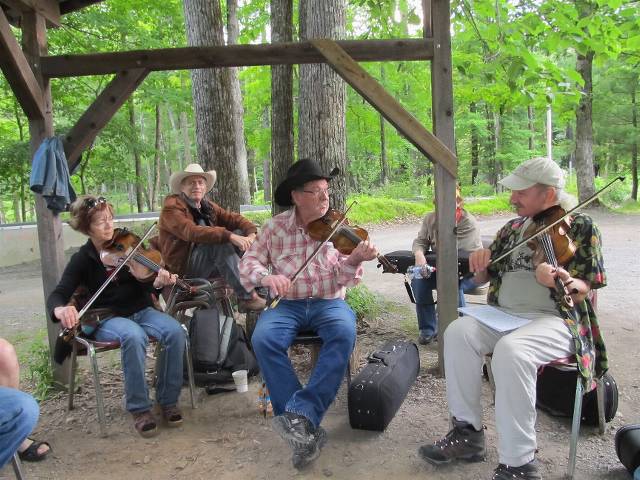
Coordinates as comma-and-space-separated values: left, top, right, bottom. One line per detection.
100, 228, 191, 291
525, 205, 576, 309
307, 208, 398, 273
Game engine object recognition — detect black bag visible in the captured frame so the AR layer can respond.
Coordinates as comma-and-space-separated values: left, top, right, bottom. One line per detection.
536, 366, 618, 426
185, 306, 259, 387
348, 340, 420, 431
615, 424, 640, 475
383, 249, 472, 276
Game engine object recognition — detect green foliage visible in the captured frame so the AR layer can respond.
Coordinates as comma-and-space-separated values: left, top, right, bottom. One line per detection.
346, 284, 382, 321
347, 194, 430, 225
21, 333, 55, 402
243, 210, 271, 226
464, 193, 512, 216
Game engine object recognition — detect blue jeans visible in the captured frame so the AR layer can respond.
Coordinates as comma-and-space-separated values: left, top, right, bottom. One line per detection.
0, 386, 39, 467
94, 307, 185, 413
411, 273, 477, 337
251, 298, 356, 428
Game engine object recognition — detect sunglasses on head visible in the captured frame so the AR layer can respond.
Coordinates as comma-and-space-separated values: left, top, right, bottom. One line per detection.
83, 197, 107, 210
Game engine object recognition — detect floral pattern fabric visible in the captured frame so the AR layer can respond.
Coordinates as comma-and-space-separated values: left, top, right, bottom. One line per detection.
486, 212, 607, 391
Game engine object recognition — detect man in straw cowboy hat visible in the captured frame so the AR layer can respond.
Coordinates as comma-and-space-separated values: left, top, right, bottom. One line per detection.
418, 157, 607, 480
239, 158, 379, 470
158, 163, 266, 311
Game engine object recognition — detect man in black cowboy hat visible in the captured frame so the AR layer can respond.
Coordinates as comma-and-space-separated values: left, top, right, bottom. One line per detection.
239, 158, 378, 469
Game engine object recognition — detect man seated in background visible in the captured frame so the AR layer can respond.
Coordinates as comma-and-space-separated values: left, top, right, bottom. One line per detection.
158, 163, 265, 311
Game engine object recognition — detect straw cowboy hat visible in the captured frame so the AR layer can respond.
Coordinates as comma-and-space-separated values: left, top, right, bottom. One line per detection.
274, 158, 340, 207
169, 163, 217, 194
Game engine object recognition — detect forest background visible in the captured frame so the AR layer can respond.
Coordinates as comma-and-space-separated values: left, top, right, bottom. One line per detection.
0, 0, 638, 225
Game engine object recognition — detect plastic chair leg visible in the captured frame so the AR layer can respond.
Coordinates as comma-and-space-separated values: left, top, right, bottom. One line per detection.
182, 324, 197, 409
567, 378, 583, 480
596, 376, 606, 434
11, 453, 24, 480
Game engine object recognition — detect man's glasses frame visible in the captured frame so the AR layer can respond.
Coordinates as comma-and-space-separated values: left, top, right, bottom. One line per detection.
300, 188, 331, 197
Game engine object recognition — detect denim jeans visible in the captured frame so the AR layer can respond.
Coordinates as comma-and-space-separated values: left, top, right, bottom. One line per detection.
94, 307, 185, 413
0, 386, 39, 467
411, 273, 478, 337
251, 298, 356, 428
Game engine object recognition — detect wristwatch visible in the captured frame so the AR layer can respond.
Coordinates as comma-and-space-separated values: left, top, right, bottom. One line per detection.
258, 271, 269, 286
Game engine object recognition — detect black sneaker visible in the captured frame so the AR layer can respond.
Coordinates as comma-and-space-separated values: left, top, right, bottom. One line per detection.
292, 426, 327, 470
272, 412, 315, 448
492, 460, 541, 479
418, 418, 486, 465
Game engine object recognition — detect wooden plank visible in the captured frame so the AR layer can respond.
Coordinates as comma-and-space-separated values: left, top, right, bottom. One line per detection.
310, 38, 457, 177
22, 11, 68, 386
64, 68, 148, 170
0, 0, 60, 26
59, 0, 104, 14
40, 38, 434, 78
0, 7, 44, 119
429, 0, 458, 375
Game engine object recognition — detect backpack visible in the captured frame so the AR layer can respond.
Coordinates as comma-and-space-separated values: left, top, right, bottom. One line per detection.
184, 305, 259, 388
536, 365, 618, 426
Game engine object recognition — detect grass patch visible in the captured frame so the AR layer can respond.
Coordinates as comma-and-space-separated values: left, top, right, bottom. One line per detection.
347, 195, 431, 224
18, 330, 55, 401
612, 199, 640, 214
346, 284, 383, 321
464, 193, 512, 216
243, 210, 272, 226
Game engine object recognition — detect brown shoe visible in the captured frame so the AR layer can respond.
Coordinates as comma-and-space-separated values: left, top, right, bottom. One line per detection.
238, 294, 267, 312
161, 405, 183, 427
132, 410, 158, 438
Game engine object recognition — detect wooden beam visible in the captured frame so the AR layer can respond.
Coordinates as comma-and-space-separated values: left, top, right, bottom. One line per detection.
59, 0, 104, 14
41, 38, 434, 78
64, 68, 148, 170
0, 0, 60, 26
310, 38, 457, 177
0, 7, 44, 119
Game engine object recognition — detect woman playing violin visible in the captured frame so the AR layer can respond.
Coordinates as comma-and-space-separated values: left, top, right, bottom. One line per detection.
46, 195, 185, 438
419, 157, 607, 480
238, 159, 378, 470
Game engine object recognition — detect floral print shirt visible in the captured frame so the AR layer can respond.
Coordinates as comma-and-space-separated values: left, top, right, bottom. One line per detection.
486, 212, 607, 391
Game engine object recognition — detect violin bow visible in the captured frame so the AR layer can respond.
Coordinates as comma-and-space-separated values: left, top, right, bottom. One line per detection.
267, 201, 357, 309
490, 176, 624, 266
60, 223, 157, 340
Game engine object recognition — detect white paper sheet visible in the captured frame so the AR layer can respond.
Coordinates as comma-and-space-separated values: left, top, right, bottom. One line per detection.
458, 305, 532, 333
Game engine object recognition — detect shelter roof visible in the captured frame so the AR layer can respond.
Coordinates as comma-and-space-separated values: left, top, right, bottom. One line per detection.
1, 0, 104, 27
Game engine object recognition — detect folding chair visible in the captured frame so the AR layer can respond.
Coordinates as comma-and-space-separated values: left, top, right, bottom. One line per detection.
11, 453, 24, 480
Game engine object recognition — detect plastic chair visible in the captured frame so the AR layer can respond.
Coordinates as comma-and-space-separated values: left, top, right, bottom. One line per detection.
67, 312, 197, 437
484, 355, 605, 479
11, 453, 24, 480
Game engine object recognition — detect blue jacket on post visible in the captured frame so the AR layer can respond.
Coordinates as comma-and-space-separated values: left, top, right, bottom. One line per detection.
29, 137, 76, 213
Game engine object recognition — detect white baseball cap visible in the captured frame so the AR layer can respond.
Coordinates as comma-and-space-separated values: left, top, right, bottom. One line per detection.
499, 157, 565, 190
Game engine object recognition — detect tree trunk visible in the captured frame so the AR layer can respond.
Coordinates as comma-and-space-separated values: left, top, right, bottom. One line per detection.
247, 148, 257, 198
183, 0, 241, 211
263, 156, 272, 203
179, 74, 192, 169
484, 104, 498, 190
528, 105, 535, 151
298, 0, 347, 211
227, 0, 251, 204
470, 102, 479, 185
271, 0, 294, 214
631, 74, 638, 201
575, 49, 598, 204
152, 103, 162, 212
128, 99, 144, 213
379, 64, 389, 186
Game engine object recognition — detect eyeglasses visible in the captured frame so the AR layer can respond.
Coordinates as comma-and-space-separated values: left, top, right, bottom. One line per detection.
302, 188, 331, 197
84, 197, 107, 210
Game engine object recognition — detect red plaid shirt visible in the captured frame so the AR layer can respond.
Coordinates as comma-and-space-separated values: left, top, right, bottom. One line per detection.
239, 208, 363, 299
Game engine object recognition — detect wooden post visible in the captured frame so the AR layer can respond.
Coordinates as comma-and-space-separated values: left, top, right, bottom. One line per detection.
426, 0, 458, 375
21, 11, 68, 386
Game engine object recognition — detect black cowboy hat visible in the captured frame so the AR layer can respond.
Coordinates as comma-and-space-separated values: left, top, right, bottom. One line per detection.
274, 158, 340, 207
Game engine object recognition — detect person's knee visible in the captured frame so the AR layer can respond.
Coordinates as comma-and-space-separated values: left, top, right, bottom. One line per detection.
0, 339, 17, 367
251, 322, 280, 356
492, 337, 527, 368
120, 327, 148, 348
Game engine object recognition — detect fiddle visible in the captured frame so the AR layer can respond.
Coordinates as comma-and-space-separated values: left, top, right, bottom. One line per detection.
307, 208, 398, 273
525, 205, 576, 309
100, 227, 192, 291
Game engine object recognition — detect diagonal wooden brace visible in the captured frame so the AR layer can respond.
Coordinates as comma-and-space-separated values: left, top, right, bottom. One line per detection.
0, 7, 45, 120
63, 68, 148, 171
311, 38, 457, 178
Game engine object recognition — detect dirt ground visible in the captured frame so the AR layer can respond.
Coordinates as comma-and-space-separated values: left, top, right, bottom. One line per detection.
0, 211, 638, 480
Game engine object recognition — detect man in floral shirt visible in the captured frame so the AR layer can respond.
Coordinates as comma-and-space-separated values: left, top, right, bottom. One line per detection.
419, 157, 606, 480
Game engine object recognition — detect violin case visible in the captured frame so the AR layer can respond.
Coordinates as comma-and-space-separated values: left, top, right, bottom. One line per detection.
348, 340, 420, 431
615, 424, 640, 475
382, 249, 472, 276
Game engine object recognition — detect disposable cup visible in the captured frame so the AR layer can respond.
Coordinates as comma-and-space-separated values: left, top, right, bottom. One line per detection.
232, 369, 249, 393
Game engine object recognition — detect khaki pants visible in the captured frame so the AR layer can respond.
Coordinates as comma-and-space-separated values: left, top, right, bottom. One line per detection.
444, 314, 574, 466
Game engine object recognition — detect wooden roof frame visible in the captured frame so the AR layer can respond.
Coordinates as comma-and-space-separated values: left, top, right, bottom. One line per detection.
0, 0, 458, 378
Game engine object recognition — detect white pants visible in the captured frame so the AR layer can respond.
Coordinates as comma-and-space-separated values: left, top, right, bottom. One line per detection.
444, 314, 574, 466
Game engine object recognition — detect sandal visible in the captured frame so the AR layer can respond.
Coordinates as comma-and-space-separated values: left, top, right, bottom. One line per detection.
18, 438, 51, 462
161, 405, 183, 427
132, 410, 158, 438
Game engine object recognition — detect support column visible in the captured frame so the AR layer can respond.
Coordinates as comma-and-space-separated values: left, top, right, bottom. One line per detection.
425, 0, 458, 374
22, 12, 68, 386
